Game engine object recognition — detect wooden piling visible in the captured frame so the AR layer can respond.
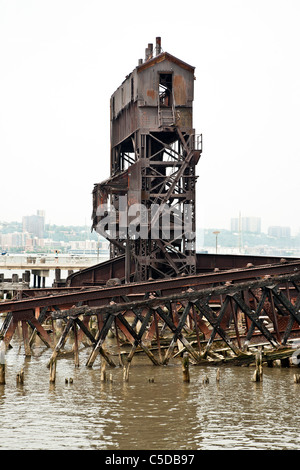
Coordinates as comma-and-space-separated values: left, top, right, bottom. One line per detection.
0, 364, 5, 385
22, 321, 31, 357
252, 349, 263, 382
154, 311, 163, 364
293, 374, 300, 384
182, 352, 190, 383
49, 359, 56, 384
123, 360, 130, 382
114, 317, 124, 367
16, 368, 24, 385
100, 359, 106, 382
73, 322, 79, 368
0, 340, 5, 385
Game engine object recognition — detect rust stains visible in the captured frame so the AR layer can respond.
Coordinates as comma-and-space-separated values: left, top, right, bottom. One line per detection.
173, 75, 186, 105
147, 89, 156, 100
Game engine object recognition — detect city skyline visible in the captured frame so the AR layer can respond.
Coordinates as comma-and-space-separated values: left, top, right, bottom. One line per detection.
0, 210, 298, 236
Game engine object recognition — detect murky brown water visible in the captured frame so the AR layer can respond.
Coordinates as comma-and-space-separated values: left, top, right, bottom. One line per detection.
1, 329, 300, 450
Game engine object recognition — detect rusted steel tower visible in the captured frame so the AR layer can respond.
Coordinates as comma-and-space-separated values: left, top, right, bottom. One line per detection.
92, 38, 202, 282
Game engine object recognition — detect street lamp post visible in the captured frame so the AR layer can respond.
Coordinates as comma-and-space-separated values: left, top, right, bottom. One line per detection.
213, 231, 220, 254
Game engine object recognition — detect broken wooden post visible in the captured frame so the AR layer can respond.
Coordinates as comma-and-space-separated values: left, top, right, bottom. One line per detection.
252, 349, 263, 382
154, 311, 163, 364
293, 374, 300, 384
0, 340, 5, 385
216, 368, 220, 382
73, 322, 79, 368
22, 320, 31, 357
203, 375, 209, 384
49, 359, 56, 384
100, 358, 106, 382
182, 352, 190, 383
123, 360, 130, 382
114, 317, 124, 367
16, 368, 24, 385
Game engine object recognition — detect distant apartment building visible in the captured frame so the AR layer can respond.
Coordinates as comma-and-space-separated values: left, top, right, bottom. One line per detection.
22, 210, 45, 238
231, 216, 261, 234
268, 226, 291, 238
0, 231, 29, 249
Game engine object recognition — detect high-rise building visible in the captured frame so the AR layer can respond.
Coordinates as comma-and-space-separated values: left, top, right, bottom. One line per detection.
268, 226, 291, 238
22, 210, 45, 238
231, 216, 261, 234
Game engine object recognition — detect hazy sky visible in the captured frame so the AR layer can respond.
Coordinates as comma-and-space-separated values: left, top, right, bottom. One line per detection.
0, 0, 299, 235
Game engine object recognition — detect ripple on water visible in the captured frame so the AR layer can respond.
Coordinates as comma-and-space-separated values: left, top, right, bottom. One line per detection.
1, 337, 300, 449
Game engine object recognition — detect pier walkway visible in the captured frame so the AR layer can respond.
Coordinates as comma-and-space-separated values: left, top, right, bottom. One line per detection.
0, 254, 108, 271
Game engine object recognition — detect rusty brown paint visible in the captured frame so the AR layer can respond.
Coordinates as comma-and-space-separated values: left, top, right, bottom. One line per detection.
173, 75, 187, 105
146, 89, 156, 100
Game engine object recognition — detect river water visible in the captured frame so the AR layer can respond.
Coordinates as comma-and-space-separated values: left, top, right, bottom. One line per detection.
0, 328, 300, 451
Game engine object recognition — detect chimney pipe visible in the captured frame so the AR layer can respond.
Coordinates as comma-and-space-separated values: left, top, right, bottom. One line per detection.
155, 37, 161, 56
145, 43, 154, 61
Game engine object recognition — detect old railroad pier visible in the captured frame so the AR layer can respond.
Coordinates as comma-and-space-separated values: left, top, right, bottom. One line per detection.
1, 39, 300, 382
1, 258, 300, 384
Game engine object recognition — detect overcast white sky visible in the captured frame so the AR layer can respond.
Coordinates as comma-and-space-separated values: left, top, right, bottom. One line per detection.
0, 0, 299, 235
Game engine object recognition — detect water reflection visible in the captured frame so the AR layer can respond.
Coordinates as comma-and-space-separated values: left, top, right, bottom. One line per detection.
0, 334, 300, 449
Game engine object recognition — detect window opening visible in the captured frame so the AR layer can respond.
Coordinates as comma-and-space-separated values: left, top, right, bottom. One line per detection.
159, 73, 172, 107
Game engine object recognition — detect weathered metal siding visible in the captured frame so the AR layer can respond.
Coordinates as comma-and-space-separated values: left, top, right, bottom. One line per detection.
128, 160, 142, 207
111, 69, 138, 119
110, 54, 195, 146
111, 101, 138, 148
137, 58, 194, 107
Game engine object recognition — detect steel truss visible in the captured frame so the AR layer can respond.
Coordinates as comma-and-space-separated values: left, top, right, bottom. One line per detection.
92, 127, 202, 281
1, 267, 300, 367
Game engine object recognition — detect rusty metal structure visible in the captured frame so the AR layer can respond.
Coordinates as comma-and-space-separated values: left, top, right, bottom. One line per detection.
1, 259, 300, 369
92, 38, 202, 282
1, 40, 300, 372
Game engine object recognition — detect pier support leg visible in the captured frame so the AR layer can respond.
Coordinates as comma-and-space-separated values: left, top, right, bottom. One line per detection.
73, 322, 79, 368
123, 359, 130, 382
49, 359, 56, 384
182, 352, 190, 383
252, 349, 263, 382
0, 340, 5, 385
0, 364, 5, 385
86, 314, 116, 368
22, 321, 31, 357
48, 318, 73, 368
